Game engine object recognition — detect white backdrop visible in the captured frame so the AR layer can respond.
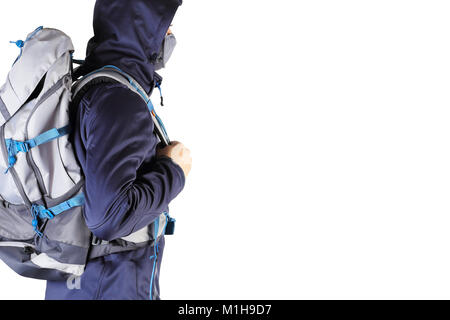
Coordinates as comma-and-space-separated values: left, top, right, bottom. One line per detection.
1, 0, 450, 300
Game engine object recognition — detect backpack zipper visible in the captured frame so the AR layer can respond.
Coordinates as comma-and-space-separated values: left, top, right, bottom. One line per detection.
24, 74, 70, 198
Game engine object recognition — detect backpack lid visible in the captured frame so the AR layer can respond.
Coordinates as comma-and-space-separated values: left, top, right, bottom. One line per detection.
0, 27, 74, 125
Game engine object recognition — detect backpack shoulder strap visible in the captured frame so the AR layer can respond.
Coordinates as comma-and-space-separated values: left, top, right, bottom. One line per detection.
72, 65, 170, 146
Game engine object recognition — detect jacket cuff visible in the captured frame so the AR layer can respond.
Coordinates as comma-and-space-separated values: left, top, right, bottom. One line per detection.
158, 156, 186, 194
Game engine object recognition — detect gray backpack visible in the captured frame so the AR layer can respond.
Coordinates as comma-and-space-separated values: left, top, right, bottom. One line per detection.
0, 27, 173, 280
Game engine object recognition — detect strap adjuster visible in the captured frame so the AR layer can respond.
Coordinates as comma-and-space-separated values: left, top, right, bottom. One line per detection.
40, 208, 55, 220
12, 140, 30, 153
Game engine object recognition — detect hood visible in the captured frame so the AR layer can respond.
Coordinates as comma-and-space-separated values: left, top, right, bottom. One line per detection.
81, 0, 182, 93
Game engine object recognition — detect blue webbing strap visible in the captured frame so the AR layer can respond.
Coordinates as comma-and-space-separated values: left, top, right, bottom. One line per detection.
46, 193, 85, 217
146, 99, 169, 138
27, 126, 70, 148
31, 193, 85, 237
5, 125, 70, 173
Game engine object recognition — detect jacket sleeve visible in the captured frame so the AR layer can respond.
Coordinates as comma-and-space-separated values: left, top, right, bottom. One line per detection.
82, 84, 185, 241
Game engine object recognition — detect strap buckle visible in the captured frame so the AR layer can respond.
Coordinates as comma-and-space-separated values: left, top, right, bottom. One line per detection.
15, 141, 30, 153
5, 139, 30, 173
6, 139, 30, 155
91, 235, 109, 246
31, 204, 54, 220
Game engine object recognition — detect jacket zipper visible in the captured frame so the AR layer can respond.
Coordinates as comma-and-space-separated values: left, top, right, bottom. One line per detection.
94, 259, 107, 300
149, 243, 159, 300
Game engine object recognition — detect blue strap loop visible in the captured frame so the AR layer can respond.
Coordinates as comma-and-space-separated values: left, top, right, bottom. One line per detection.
9, 26, 43, 65
5, 125, 70, 173
30, 194, 85, 237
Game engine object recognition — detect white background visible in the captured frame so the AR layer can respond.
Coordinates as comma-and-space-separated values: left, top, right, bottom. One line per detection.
0, 0, 450, 300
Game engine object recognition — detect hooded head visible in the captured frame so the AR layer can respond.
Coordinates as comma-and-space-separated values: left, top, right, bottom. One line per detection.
81, 0, 182, 93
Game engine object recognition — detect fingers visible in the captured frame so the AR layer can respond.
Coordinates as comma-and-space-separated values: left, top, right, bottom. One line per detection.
183, 147, 191, 157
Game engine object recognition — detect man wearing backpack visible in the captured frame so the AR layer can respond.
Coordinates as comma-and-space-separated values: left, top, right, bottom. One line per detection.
45, 0, 191, 300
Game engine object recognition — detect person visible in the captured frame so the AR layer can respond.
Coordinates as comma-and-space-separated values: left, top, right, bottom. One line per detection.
45, 0, 191, 300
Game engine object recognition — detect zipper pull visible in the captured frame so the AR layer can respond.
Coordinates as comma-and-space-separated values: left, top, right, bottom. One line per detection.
9, 40, 24, 48
155, 82, 164, 107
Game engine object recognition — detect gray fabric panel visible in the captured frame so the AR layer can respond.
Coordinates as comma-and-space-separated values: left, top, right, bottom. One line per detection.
44, 179, 84, 208
0, 246, 68, 281
0, 96, 10, 121
25, 179, 83, 209
36, 236, 89, 265
42, 203, 91, 248
156, 213, 168, 238
120, 226, 151, 243
25, 83, 77, 200
3, 28, 74, 119
0, 202, 35, 240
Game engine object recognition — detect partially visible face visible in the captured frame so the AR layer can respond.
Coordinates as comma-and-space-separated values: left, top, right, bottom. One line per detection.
154, 27, 177, 70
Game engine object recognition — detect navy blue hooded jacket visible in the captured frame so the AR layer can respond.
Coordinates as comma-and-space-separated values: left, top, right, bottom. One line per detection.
45, 0, 184, 300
